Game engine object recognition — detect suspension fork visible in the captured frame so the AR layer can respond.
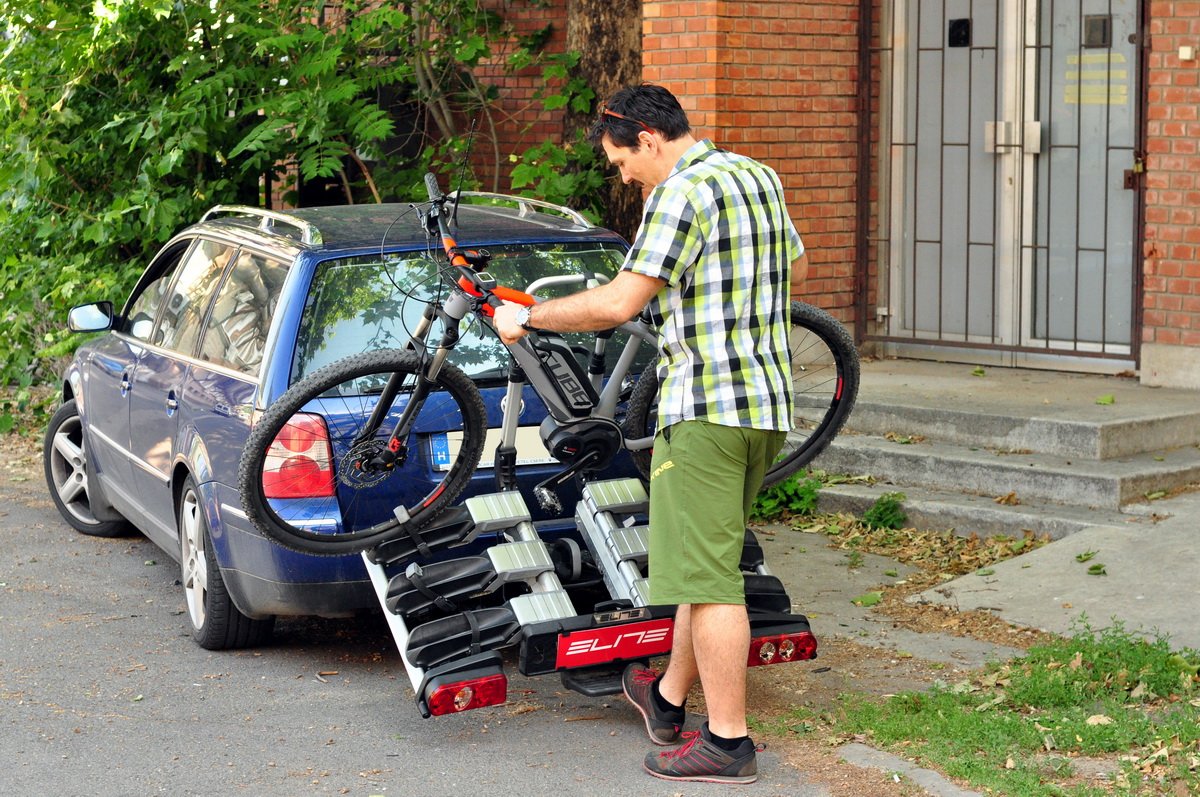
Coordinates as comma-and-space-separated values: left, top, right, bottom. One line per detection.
360, 293, 472, 462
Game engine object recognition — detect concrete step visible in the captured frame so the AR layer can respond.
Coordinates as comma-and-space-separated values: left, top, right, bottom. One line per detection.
810, 435, 1200, 511
814, 481, 1155, 541
844, 399, 1200, 461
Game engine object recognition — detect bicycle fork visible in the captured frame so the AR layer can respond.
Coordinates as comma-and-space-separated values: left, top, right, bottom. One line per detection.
358, 292, 474, 472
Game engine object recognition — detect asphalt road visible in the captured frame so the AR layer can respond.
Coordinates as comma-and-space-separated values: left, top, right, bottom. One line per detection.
0, 478, 830, 797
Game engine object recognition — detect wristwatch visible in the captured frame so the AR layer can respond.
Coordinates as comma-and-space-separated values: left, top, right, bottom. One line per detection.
515, 305, 538, 332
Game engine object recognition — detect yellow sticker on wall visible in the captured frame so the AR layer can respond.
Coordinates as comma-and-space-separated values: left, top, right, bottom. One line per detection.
1065, 53, 1128, 105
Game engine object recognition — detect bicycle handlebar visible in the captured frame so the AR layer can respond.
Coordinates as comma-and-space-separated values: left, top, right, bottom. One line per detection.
422, 172, 535, 315
424, 172, 443, 203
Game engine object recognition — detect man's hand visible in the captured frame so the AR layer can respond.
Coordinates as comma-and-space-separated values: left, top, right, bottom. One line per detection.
489, 271, 664, 345
492, 302, 529, 345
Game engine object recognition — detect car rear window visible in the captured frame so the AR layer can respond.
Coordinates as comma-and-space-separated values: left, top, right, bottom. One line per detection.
292, 242, 654, 385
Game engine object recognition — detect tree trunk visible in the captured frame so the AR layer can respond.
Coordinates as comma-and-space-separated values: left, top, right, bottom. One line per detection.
565, 0, 643, 241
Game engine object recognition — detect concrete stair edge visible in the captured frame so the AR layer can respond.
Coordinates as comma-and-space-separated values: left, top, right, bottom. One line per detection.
845, 401, 1200, 460
810, 436, 1200, 511
813, 481, 1155, 541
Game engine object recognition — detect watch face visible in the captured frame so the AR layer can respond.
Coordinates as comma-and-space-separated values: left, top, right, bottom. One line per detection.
517, 307, 532, 328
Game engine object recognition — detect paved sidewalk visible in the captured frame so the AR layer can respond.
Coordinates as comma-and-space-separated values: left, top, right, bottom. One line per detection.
914, 489, 1200, 650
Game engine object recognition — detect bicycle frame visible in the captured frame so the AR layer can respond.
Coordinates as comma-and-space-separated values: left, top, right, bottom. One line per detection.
367, 177, 659, 495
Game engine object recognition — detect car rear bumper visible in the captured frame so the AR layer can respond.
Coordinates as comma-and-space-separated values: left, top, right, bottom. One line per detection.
219, 566, 374, 618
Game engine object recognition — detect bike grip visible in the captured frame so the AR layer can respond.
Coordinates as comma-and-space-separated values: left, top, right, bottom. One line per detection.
455, 278, 533, 319
424, 172, 442, 201
493, 286, 535, 306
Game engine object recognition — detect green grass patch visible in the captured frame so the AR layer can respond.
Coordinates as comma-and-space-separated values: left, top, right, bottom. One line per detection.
824, 624, 1200, 795
751, 473, 822, 521
862, 490, 908, 530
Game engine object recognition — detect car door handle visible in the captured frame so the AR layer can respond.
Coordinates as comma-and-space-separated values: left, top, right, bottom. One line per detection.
120, 373, 132, 396
166, 391, 179, 413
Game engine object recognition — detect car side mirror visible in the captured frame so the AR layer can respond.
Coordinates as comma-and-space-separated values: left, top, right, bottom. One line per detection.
67, 301, 114, 333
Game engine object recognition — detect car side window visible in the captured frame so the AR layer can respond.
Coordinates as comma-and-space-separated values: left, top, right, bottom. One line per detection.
155, 240, 238, 355
124, 241, 193, 342
198, 249, 291, 375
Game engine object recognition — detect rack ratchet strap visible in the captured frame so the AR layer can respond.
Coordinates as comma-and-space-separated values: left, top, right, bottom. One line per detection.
464, 609, 482, 656
404, 563, 457, 614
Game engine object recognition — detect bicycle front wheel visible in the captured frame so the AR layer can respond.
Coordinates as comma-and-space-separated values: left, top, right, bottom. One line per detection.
238, 349, 487, 556
623, 300, 859, 487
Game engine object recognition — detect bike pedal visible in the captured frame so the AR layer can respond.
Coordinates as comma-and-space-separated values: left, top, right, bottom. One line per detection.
534, 486, 561, 514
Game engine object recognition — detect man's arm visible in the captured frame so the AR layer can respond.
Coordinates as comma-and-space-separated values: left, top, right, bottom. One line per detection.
492, 270, 665, 344
792, 251, 809, 285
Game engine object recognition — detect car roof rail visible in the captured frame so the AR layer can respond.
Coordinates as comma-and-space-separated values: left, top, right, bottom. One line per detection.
451, 191, 592, 228
201, 205, 324, 245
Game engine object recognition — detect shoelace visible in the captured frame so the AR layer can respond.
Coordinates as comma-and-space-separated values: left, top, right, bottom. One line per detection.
630, 668, 660, 686
660, 732, 768, 760
661, 731, 701, 759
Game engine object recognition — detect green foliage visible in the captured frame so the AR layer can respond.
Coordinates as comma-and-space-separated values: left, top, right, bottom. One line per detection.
751, 473, 821, 521
0, 1, 611, 388
832, 625, 1200, 795
862, 491, 907, 530
510, 132, 605, 223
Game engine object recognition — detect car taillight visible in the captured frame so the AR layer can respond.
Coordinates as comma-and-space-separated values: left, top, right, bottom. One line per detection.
747, 630, 818, 667
261, 413, 336, 498
426, 673, 507, 715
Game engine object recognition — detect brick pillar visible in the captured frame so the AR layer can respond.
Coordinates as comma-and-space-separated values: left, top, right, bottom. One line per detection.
642, 0, 862, 324
1141, 1, 1200, 388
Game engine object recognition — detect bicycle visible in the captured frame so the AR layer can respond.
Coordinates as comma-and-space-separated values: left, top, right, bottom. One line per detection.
237, 173, 859, 557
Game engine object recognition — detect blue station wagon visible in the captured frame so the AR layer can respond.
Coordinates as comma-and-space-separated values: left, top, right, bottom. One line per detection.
43, 198, 638, 650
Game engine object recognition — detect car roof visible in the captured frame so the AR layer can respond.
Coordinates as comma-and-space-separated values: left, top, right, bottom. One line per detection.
188, 197, 626, 254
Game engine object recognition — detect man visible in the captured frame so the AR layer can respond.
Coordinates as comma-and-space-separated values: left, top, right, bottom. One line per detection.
493, 83, 805, 784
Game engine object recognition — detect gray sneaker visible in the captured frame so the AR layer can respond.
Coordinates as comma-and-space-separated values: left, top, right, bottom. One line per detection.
621, 663, 684, 745
643, 723, 762, 785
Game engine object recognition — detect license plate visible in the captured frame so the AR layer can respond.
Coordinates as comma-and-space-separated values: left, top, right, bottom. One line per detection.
430, 427, 558, 471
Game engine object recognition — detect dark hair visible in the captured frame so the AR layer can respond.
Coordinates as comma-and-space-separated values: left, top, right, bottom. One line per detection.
587, 84, 692, 149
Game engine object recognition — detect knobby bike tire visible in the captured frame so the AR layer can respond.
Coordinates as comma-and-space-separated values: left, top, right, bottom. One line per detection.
622, 301, 859, 488
238, 349, 487, 556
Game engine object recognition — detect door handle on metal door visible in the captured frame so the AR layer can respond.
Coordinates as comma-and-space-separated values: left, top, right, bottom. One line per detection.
166, 393, 179, 413
120, 373, 132, 396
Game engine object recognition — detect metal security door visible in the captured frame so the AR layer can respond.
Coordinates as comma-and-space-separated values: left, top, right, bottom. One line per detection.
1025, 0, 1139, 359
882, 0, 1140, 369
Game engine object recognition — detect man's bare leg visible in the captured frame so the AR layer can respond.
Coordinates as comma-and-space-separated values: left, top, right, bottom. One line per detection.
659, 602, 750, 738
658, 604, 698, 707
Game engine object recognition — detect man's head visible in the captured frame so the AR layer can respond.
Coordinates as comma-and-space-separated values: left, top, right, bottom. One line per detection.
588, 84, 692, 149
589, 84, 696, 189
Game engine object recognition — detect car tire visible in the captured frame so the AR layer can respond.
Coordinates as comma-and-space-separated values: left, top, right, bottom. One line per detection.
178, 476, 274, 650
43, 398, 132, 537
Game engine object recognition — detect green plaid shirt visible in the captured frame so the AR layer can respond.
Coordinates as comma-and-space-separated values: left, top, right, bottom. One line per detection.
622, 139, 803, 431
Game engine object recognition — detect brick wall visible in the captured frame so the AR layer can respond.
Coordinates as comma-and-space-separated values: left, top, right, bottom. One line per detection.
472, 0, 569, 192
1141, 2, 1200, 386
642, 0, 863, 322
1143, 2, 1200, 350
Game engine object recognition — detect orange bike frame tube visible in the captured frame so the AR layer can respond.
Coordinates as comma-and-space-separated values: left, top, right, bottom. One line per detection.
439, 231, 536, 313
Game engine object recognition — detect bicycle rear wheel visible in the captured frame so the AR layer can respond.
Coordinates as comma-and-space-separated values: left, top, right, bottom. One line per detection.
623, 301, 859, 487
238, 349, 487, 556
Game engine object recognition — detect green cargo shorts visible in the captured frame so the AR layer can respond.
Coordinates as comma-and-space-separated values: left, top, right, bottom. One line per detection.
646, 420, 787, 605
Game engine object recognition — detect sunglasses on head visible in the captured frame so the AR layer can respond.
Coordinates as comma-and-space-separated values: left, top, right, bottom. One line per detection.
601, 107, 655, 136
